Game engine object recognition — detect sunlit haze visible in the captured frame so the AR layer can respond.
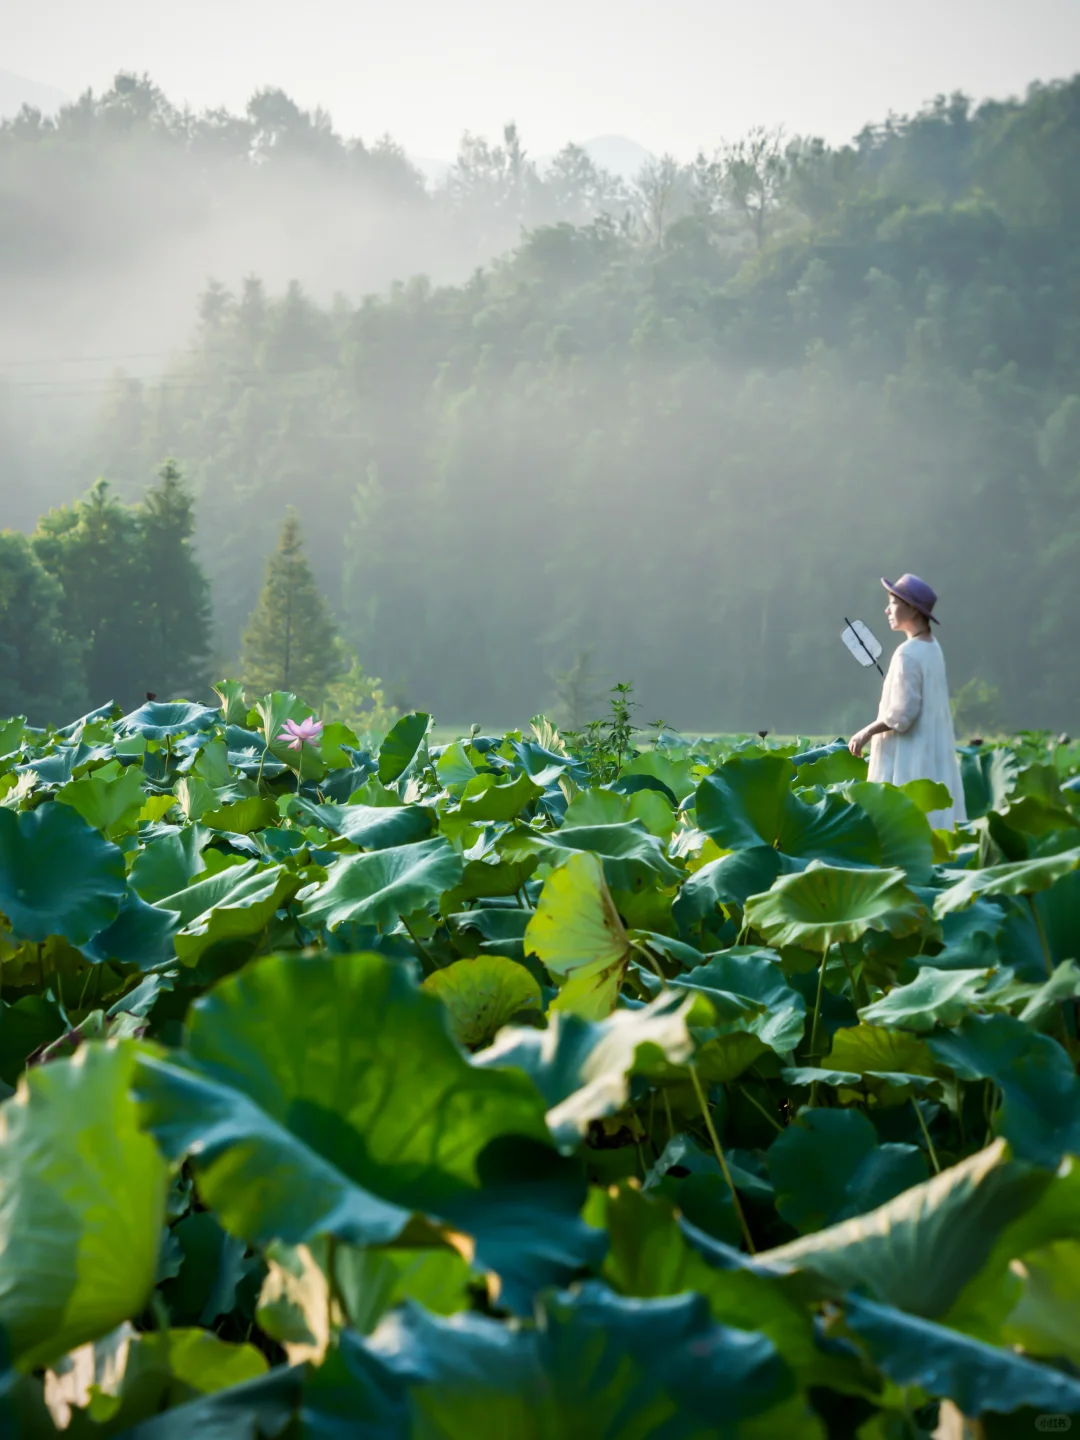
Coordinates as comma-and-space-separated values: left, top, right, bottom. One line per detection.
4, 0, 1080, 157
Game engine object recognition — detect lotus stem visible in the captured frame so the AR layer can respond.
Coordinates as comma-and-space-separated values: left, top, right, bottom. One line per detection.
401, 917, 440, 972
663, 1089, 675, 1143
809, 941, 832, 1060
1028, 895, 1054, 980
737, 1082, 784, 1134
911, 1097, 941, 1174
689, 1062, 756, 1254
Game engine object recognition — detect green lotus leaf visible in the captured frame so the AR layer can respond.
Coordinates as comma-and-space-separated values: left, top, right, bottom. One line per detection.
674, 949, 806, 1054
423, 955, 542, 1048
564, 786, 676, 839
620, 748, 697, 802
0, 995, 65, 1085
448, 907, 530, 952
212, 679, 248, 726
843, 780, 934, 883
842, 1292, 1080, 1417
477, 990, 694, 1149
900, 778, 955, 816
673, 846, 787, 928
1000, 1238, 1080, 1365
928, 1013, 1080, 1167
155, 859, 301, 967
118, 701, 220, 742
524, 851, 630, 1018
45, 1326, 268, 1433
86, 1364, 300, 1440
439, 856, 539, 913
759, 1139, 1054, 1317
318, 721, 362, 771
695, 1031, 770, 1083
596, 1182, 861, 1392
299, 837, 464, 932
825, 1023, 936, 1076
333, 1243, 475, 1336
696, 754, 879, 864
377, 710, 430, 784
744, 862, 928, 953
160, 1212, 250, 1327
940, 1155, 1080, 1340
0, 1043, 166, 1370
129, 827, 213, 903
961, 746, 1020, 821
767, 1108, 926, 1234
457, 771, 542, 823
933, 846, 1080, 918
82, 889, 182, 970
200, 796, 279, 835
132, 951, 550, 1250
858, 966, 997, 1032
309, 1282, 802, 1440
56, 761, 147, 840
0, 803, 127, 944
435, 740, 478, 792
510, 821, 682, 894
286, 794, 434, 849
794, 748, 868, 788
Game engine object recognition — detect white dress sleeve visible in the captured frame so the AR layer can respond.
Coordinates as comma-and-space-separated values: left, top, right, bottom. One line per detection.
879, 645, 923, 733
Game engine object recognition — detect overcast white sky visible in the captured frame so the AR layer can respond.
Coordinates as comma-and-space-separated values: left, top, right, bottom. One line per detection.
3, 0, 1079, 159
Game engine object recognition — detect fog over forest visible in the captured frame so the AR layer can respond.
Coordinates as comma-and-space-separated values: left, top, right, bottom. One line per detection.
2, 72, 1079, 734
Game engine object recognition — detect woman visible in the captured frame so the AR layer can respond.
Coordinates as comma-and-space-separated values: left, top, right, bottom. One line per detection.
848, 574, 967, 830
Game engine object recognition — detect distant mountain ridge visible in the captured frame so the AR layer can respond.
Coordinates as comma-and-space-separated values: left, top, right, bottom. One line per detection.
0, 69, 70, 119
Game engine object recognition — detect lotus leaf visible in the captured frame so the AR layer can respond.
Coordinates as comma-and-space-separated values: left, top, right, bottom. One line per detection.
133, 951, 550, 1248
0, 803, 127, 944
696, 754, 879, 864
377, 710, 430, 783
423, 955, 542, 1048
744, 862, 928, 952
933, 846, 1080, 917
523, 851, 630, 1017
299, 837, 463, 932
0, 1043, 166, 1369
477, 990, 694, 1148
842, 1292, 1080, 1416
767, 1108, 926, 1233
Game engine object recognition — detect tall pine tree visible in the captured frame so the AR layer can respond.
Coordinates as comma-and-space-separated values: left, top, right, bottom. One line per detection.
140, 460, 213, 698
241, 511, 342, 703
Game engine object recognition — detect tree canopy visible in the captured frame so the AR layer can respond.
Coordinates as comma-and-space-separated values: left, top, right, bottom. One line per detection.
4, 73, 1080, 729
241, 510, 342, 703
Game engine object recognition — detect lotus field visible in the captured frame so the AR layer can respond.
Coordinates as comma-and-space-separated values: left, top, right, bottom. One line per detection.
2, 686, 1080, 1438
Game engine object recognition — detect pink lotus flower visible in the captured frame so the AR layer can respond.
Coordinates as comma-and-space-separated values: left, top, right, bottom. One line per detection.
278, 716, 324, 751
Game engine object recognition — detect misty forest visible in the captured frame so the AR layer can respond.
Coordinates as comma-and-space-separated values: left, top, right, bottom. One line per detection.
2, 71, 1079, 733
6, 53, 1080, 1440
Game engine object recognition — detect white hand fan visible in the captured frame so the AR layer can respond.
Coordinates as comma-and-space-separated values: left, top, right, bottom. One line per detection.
841, 617, 884, 676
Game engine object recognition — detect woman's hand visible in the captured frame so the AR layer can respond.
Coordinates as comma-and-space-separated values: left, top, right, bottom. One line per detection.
848, 727, 872, 758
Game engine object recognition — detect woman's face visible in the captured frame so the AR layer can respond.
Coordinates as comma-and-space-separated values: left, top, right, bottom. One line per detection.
886, 592, 919, 631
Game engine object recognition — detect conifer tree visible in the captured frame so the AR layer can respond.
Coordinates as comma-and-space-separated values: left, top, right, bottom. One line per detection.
241, 510, 342, 703
140, 460, 213, 698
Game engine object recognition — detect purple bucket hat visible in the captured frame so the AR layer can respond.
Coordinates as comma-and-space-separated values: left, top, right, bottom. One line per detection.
881, 573, 939, 624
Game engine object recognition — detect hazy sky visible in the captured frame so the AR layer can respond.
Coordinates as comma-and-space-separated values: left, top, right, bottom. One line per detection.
4, 0, 1079, 158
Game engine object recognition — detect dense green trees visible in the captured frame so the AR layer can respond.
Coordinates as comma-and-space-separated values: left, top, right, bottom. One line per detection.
0, 532, 84, 722
9, 464, 213, 715
6, 73, 1080, 730
241, 511, 342, 702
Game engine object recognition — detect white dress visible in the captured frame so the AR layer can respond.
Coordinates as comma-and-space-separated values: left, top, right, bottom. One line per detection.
868, 636, 967, 830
